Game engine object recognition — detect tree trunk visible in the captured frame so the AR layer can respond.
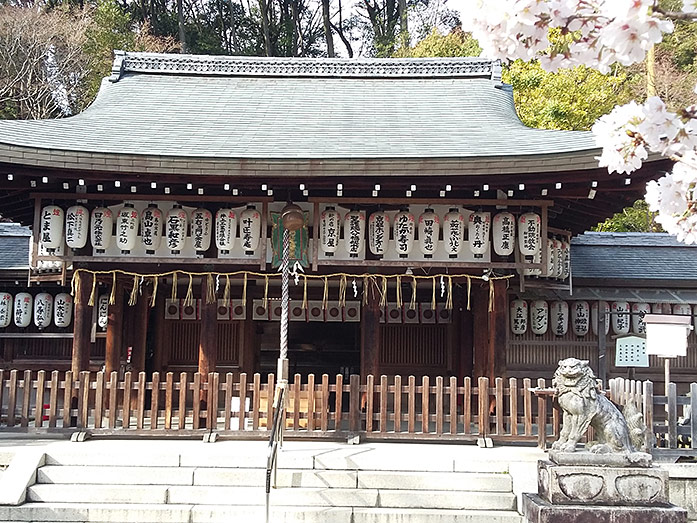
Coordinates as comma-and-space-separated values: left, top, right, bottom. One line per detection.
398, 0, 408, 48
322, 0, 335, 57
259, 0, 272, 56
228, 0, 240, 53
177, 0, 187, 53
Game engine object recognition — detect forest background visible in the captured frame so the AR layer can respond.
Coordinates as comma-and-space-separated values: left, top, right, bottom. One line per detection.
0, 0, 695, 230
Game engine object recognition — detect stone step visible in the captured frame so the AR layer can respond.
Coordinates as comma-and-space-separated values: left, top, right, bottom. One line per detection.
0, 503, 523, 523
27, 485, 169, 504
37, 466, 196, 486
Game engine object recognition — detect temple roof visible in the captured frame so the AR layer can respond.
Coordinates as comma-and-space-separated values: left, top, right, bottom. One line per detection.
0, 52, 598, 165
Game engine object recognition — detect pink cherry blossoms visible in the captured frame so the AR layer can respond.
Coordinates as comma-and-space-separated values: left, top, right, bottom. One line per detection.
461, 0, 697, 243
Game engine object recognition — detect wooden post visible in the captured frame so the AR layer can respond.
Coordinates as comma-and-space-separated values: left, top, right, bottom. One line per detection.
198, 278, 218, 427
489, 279, 507, 380
128, 286, 150, 375
472, 282, 488, 379
360, 281, 380, 380
71, 272, 93, 376
240, 280, 257, 375
105, 281, 124, 377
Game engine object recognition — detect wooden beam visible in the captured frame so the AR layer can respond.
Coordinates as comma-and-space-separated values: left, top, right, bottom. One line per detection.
472, 282, 489, 379
71, 274, 93, 376
310, 197, 554, 207
360, 280, 381, 379
198, 280, 218, 378
489, 279, 507, 379
105, 282, 124, 377
30, 192, 273, 203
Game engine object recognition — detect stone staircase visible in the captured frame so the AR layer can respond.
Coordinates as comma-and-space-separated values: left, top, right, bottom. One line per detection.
0, 440, 528, 522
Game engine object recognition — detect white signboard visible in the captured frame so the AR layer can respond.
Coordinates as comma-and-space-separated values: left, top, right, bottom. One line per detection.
615, 336, 648, 368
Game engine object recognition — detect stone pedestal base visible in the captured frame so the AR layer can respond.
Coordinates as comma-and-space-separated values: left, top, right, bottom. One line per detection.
538, 460, 668, 506
523, 493, 688, 523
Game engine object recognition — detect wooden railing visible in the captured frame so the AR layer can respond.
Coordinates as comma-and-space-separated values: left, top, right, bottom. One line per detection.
3, 369, 692, 450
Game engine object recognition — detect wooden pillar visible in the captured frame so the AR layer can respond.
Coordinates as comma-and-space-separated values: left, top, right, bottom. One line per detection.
152, 288, 166, 373
127, 287, 150, 374
198, 279, 218, 379
71, 273, 93, 376
105, 282, 124, 377
360, 283, 380, 379
472, 282, 489, 379
488, 279, 507, 379
457, 287, 474, 381
240, 281, 257, 375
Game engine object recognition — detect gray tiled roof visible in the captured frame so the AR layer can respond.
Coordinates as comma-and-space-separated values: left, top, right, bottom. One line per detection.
0, 52, 597, 160
0, 223, 30, 270
571, 232, 697, 282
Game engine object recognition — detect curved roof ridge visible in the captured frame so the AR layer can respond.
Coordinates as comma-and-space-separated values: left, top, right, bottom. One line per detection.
110, 50, 502, 82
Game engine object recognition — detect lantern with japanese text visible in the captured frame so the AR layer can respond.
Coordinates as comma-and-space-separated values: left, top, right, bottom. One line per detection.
166, 204, 188, 255
418, 208, 439, 258
368, 210, 389, 257
141, 204, 163, 255
97, 294, 109, 329
215, 208, 237, 254
116, 203, 139, 254
510, 299, 528, 335
545, 239, 555, 278
343, 210, 365, 257
40, 205, 64, 252
65, 205, 89, 250
34, 292, 53, 330
14, 292, 32, 328
673, 303, 691, 316
611, 301, 630, 335
53, 292, 73, 328
523, 248, 542, 276
468, 211, 490, 258
571, 301, 590, 336
551, 301, 569, 336
393, 208, 415, 258
591, 301, 611, 336
191, 208, 213, 254
530, 300, 549, 335
443, 208, 465, 258
319, 206, 340, 257
553, 239, 564, 279
631, 302, 651, 335
0, 292, 12, 328
492, 212, 515, 256
518, 212, 541, 261
239, 205, 261, 255
561, 239, 571, 280
90, 207, 113, 254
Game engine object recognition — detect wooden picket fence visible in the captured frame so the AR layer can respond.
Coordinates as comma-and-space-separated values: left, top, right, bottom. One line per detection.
1, 369, 693, 450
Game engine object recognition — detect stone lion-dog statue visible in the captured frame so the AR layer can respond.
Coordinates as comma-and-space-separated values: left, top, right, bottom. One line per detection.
551, 358, 647, 455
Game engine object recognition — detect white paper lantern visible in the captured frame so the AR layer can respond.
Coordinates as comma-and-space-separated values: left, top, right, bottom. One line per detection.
191, 208, 213, 254
545, 239, 555, 278
344, 210, 365, 257
560, 240, 571, 280
530, 300, 549, 335
673, 303, 691, 316
239, 205, 261, 255
34, 292, 53, 330
551, 301, 569, 336
443, 208, 465, 258
319, 206, 340, 257
368, 211, 390, 257
393, 208, 415, 258
0, 292, 12, 328
468, 211, 490, 259
90, 207, 113, 253
116, 203, 139, 254
141, 205, 163, 254
53, 292, 73, 328
510, 299, 528, 335
523, 247, 542, 276
493, 212, 515, 256
553, 239, 564, 279
571, 301, 590, 336
418, 208, 439, 258
518, 212, 541, 261
97, 294, 109, 329
166, 205, 188, 255
652, 303, 670, 314
611, 301, 630, 335
591, 301, 611, 336
65, 205, 89, 250
631, 302, 651, 335
14, 292, 32, 328
39, 205, 64, 252
215, 208, 237, 254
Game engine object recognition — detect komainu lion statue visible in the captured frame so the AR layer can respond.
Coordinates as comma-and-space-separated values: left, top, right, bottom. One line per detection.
551, 358, 647, 454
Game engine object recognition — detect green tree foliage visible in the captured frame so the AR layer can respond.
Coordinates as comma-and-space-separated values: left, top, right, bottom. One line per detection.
593, 200, 664, 233
394, 27, 479, 58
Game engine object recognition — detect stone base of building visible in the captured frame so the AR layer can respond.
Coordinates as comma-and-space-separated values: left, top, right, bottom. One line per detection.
522, 493, 688, 523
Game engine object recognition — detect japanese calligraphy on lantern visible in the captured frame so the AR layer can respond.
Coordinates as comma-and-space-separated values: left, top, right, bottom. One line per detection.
344, 210, 365, 257
571, 301, 590, 336
166, 205, 188, 254
443, 208, 464, 258
14, 292, 32, 328
320, 207, 340, 256
393, 209, 415, 257
215, 208, 237, 254
0, 292, 12, 328
612, 301, 630, 335
240, 205, 261, 254
54, 292, 73, 328
369, 211, 389, 256
65, 205, 88, 250
551, 300, 569, 336
191, 208, 212, 253
468, 211, 490, 258
631, 302, 651, 335
510, 299, 528, 335
530, 300, 548, 335
518, 212, 541, 261
98, 294, 109, 329
141, 205, 163, 254
418, 208, 439, 258
90, 207, 113, 253
493, 212, 515, 256
116, 204, 139, 253
592, 301, 611, 336
40, 205, 64, 251
34, 292, 53, 329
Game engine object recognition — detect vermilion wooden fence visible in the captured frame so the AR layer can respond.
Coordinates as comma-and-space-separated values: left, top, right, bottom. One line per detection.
0, 370, 692, 449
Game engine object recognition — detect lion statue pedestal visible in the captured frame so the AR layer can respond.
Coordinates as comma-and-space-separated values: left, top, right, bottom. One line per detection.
522, 358, 687, 523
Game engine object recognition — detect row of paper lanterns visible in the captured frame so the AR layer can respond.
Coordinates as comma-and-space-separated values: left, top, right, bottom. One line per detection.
321, 207, 545, 259
521, 236, 571, 280
0, 292, 73, 329
510, 300, 697, 337
39, 204, 263, 255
